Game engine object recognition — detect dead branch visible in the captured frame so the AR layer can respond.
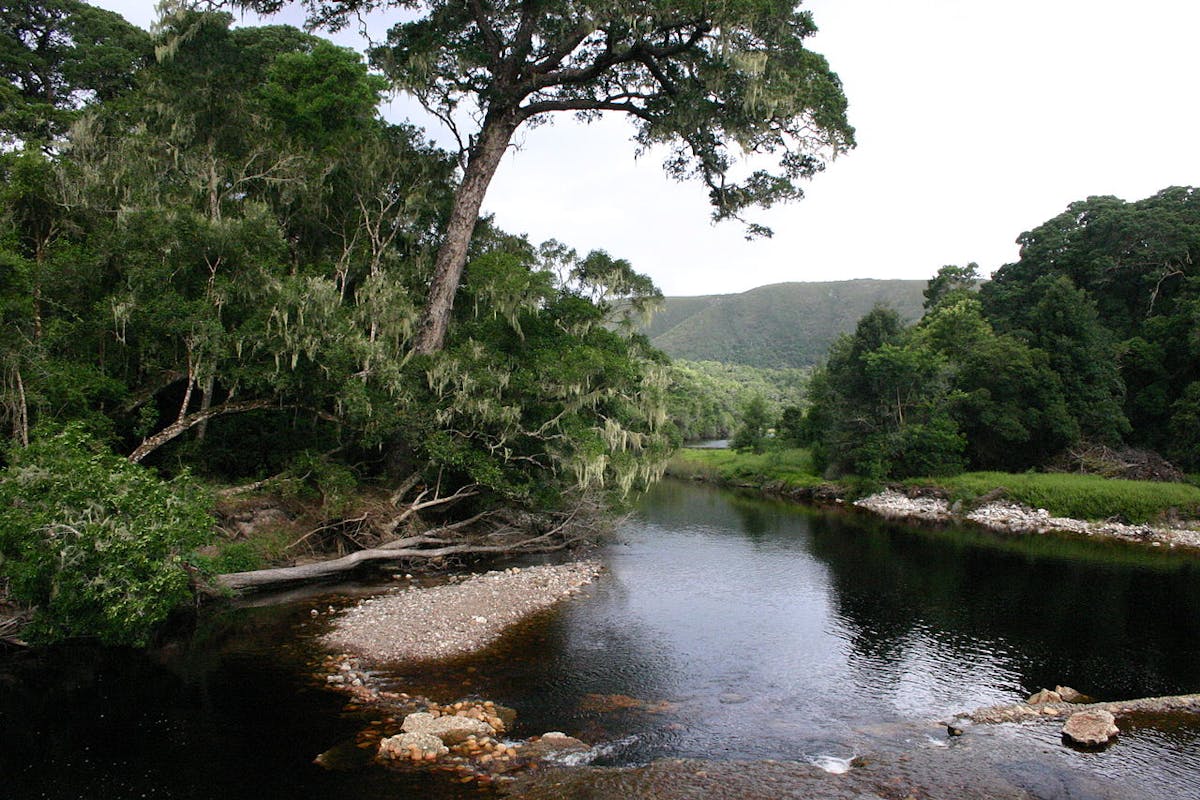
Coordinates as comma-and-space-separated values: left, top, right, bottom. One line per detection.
216, 533, 576, 593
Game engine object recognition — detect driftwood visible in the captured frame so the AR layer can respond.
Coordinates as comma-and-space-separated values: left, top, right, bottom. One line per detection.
214, 500, 596, 594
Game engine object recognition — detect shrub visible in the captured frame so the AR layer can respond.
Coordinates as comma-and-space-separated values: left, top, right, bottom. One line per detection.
0, 424, 213, 645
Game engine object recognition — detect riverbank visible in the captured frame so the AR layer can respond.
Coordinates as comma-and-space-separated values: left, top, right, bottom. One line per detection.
322, 562, 604, 662
667, 449, 1200, 551
856, 489, 1200, 550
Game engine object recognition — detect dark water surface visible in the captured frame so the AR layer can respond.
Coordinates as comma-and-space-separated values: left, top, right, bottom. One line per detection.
3, 479, 1200, 798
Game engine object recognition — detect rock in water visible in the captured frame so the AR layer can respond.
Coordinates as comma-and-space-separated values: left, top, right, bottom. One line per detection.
379, 732, 448, 760
522, 732, 591, 760
1054, 685, 1092, 704
401, 711, 496, 744
1027, 688, 1063, 705
1062, 710, 1119, 748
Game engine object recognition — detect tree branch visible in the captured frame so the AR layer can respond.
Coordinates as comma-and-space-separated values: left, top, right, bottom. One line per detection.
128, 398, 276, 463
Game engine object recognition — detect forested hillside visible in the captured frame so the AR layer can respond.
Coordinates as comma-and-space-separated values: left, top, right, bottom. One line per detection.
646, 280, 925, 368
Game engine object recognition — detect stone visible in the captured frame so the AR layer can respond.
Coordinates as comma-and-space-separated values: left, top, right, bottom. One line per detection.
1027, 688, 1062, 705
1055, 685, 1093, 704
521, 732, 590, 760
379, 732, 448, 760
1062, 710, 1119, 748
401, 711, 496, 744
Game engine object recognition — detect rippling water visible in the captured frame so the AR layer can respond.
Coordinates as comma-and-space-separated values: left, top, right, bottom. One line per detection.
3, 478, 1200, 798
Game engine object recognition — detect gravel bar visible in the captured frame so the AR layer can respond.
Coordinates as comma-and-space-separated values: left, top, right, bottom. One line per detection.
322, 561, 604, 662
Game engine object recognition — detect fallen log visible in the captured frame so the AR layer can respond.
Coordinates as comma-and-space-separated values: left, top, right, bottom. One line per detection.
214, 509, 591, 593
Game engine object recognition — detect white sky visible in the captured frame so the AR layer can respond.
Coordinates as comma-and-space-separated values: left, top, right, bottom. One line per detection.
94, 1, 1200, 296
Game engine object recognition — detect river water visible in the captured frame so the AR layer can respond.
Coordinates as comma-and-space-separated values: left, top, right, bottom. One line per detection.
3, 479, 1199, 798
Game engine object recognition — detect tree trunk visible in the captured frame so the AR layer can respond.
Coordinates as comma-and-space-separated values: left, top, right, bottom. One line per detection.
412, 109, 522, 354
215, 534, 573, 593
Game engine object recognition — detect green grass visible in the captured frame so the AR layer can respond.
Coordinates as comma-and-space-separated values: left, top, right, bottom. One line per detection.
913, 471, 1200, 523
667, 447, 824, 488
668, 449, 1200, 524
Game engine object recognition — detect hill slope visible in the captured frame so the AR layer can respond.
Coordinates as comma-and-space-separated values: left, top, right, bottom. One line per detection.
648, 279, 926, 368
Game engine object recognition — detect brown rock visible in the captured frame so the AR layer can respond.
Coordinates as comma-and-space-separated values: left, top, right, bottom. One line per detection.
1054, 685, 1093, 704
1027, 688, 1063, 705
1062, 710, 1119, 747
521, 732, 591, 760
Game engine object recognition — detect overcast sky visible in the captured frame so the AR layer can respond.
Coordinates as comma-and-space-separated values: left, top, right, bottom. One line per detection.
95, 1, 1200, 296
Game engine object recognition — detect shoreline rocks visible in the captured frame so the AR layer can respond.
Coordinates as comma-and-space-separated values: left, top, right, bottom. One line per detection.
322, 561, 604, 662
854, 489, 1200, 551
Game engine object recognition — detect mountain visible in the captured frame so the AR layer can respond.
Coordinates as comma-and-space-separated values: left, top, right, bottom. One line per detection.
646, 279, 926, 368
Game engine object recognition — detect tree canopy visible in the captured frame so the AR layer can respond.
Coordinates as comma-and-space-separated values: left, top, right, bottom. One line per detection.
805, 188, 1200, 479
238, 0, 855, 352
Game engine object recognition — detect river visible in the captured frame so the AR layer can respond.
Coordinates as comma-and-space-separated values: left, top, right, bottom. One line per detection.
2, 479, 1199, 798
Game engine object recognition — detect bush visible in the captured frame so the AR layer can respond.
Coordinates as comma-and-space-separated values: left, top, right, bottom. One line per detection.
0, 424, 213, 645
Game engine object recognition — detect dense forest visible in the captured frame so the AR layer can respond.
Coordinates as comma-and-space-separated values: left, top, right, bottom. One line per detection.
800, 189, 1200, 479
0, 0, 851, 643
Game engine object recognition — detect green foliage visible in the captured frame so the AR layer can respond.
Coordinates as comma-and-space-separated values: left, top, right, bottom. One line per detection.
920, 472, 1200, 524
645, 280, 926, 368
731, 394, 770, 453
802, 306, 964, 479
667, 447, 821, 489
0, 0, 151, 146
0, 424, 213, 645
665, 359, 806, 442
923, 263, 979, 311
981, 186, 1200, 466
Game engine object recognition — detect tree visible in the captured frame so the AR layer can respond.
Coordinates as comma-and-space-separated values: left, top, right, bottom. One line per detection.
0, 0, 151, 147
240, 0, 855, 352
731, 394, 770, 453
923, 262, 979, 311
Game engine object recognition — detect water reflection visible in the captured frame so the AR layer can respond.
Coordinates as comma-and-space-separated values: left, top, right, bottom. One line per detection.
3, 478, 1199, 799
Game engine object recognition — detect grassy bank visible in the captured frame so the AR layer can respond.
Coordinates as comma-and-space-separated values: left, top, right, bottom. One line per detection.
669, 448, 1200, 524
667, 447, 825, 489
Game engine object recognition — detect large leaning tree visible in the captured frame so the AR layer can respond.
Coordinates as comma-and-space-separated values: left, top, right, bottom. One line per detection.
234, 0, 855, 353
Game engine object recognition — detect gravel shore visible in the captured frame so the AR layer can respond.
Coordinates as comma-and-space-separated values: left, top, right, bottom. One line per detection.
322, 561, 604, 662
855, 489, 1200, 549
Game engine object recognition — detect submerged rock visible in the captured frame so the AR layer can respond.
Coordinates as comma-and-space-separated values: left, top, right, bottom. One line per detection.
521, 732, 591, 760
1062, 710, 1119, 748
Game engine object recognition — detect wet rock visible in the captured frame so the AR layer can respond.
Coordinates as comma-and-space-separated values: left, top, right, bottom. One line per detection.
1027, 688, 1062, 705
521, 732, 591, 760
719, 693, 749, 705
379, 731, 448, 760
1062, 710, 1119, 748
401, 711, 495, 744
1055, 685, 1092, 704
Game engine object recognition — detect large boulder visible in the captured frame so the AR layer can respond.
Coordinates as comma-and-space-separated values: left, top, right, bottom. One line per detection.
401, 711, 496, 745
1062, 710, 1119, 748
